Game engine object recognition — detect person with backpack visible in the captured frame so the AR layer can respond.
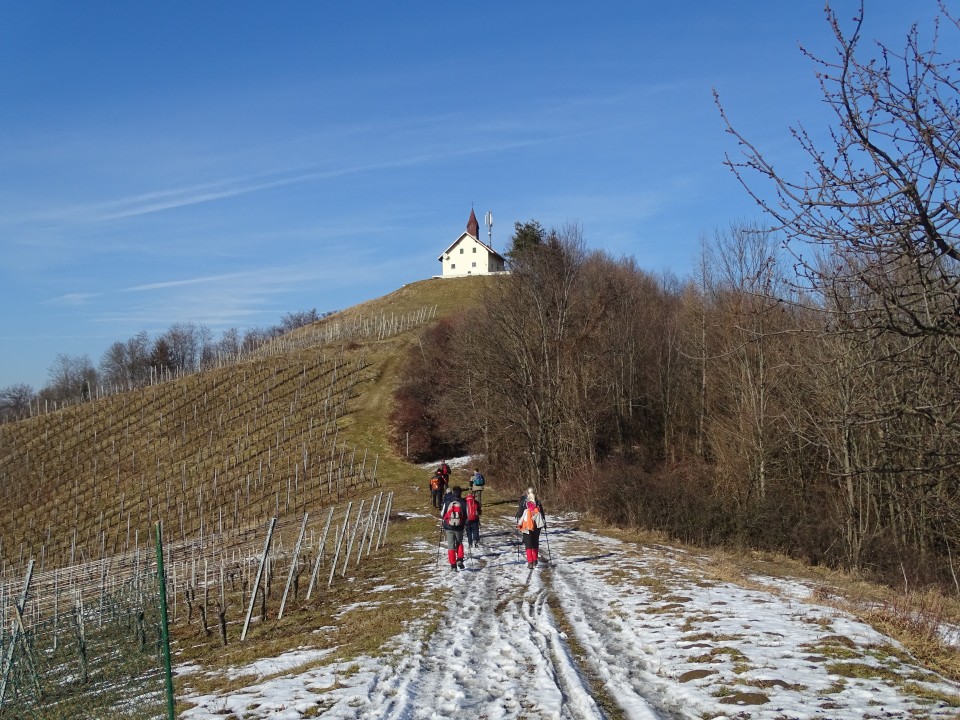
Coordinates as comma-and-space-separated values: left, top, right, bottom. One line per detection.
464, 489, 482, 549
429, 470, 445, 509
437, 460, 451, 487
516, 487, 546, 569
440, 486, 468, 571
469, 468, 485, 501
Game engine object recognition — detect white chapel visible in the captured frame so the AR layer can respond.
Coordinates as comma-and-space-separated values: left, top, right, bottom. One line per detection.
437, 209, 507, 277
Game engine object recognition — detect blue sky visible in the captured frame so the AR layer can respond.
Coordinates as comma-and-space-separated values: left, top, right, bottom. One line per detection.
0, 1, 949, 390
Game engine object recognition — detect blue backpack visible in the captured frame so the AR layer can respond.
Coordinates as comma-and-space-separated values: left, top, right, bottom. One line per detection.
473, 472, 485, 487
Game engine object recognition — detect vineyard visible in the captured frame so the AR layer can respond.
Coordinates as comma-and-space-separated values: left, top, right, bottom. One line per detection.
0, 276, 493, 715
2, 343, 380, 569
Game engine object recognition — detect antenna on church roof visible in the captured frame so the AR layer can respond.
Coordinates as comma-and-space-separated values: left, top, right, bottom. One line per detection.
484, 211, 493, 248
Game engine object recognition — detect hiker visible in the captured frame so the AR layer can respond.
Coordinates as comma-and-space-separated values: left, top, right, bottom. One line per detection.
464, 489, 482, 548
429, 470, 445, 509
441, 486, 468, 571
440, 482, 454, 509
469, 467, 485, 501
516, 487, 546, 569
437, 459, 451, 487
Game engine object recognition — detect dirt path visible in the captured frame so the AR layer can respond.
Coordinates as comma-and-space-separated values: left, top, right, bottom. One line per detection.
362, 514, 669, 720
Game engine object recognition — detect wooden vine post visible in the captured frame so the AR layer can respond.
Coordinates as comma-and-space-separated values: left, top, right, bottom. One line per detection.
241, 518, 276, 641
278, 513, 308, 620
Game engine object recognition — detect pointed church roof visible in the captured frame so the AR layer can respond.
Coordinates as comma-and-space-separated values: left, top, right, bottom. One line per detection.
467, 208, 479, 238
437, 207, 506, 261
437, 232, 505, 261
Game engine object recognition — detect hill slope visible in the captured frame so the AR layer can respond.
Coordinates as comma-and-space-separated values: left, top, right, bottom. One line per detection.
0, 275, 491, 572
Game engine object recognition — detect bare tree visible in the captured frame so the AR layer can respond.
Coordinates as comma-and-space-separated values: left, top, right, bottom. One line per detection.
101, 331, 153, 389
99, 341, 129, 388
44, 353, 96, 402
717, 2, 960, 339
0, 383, 35, 420
279, 309, 321, 333
716, 2, 960, 581
704, 224, 794, 504
446, 224, 651, 493
162, 322, 202, 372
126, 331, 152, 386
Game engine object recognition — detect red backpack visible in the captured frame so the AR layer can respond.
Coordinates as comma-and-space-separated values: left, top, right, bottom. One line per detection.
465, 495, 480, 521
443, 501, 463, 527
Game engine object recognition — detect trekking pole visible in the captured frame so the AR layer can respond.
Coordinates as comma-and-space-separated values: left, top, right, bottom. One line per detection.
435, 526, 444, 565
543, 525, 552, 565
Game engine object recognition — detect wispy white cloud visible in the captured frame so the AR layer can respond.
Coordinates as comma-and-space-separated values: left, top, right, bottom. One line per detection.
83, 256, 384, 331
8, 92, 648, 231
119, 272, 256, 293
45, 292, 102, 306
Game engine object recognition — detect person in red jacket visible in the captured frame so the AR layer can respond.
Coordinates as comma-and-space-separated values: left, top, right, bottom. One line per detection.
440, 486, 467, 571
515, 487, 545, 568
437, 460, 451, 486
464, 490, 482, 548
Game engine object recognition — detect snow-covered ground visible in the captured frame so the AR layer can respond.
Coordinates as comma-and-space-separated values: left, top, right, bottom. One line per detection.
180, 512, 960, 719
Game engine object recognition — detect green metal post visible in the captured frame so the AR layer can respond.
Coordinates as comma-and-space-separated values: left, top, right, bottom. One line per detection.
155, 521, 176, 720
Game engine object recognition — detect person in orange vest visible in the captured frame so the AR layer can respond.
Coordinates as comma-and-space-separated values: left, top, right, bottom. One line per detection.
515, 487, 546, 568
429, 470, 446, 509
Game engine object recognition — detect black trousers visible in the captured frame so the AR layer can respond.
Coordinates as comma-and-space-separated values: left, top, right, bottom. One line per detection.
522, 528, 541, 550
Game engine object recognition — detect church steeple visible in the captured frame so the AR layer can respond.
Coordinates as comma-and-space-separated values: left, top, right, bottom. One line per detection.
467, 208, 480, 238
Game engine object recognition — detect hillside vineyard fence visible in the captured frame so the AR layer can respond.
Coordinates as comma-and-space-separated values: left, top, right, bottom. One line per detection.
0, 494, 394, 718
0, 525, 175, 720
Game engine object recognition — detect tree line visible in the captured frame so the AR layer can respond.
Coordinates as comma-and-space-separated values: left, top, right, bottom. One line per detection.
392, 4, 960, 590
0, 309, 332, 421
394, 219, 959, 589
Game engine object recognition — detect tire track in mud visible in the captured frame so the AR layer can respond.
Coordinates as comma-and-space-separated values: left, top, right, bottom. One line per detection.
545, 528, 697, 720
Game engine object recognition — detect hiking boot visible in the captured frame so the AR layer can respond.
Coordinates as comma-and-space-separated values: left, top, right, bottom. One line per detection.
450, 563, 458, 572
527, 562, 534, 569
457, 560, 465, 570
